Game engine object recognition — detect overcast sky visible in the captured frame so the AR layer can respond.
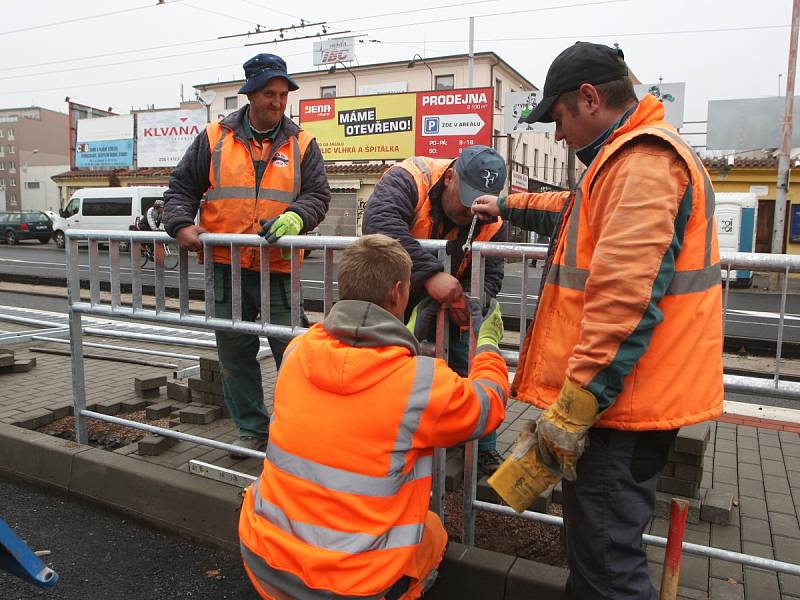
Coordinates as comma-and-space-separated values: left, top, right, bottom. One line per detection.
0, 0, 795, 130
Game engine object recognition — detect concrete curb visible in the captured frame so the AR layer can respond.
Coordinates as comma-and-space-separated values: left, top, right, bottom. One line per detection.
0, 422, 568, 597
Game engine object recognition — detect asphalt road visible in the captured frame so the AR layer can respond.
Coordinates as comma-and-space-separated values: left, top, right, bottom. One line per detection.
1, 242, 800, 344
0, 476, 258, 600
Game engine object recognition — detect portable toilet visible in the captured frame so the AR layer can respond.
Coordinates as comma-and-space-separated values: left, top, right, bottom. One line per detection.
715, 193, 758, 287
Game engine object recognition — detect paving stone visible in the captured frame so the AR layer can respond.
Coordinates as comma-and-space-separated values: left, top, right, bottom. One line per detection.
773, 535, 800, 564
679, 554, 709, 592
675, 423, 711, 456
675, 586, 708, 599
659, 476, 700, 498
759, 445, 784, 461
10, 407, 54, 429
94, 401, 121, 416
710, 558, 742, 583
137, 434, 177, 456
779, 573, 800, 597
711, 523, 742, 552
655, 492, 701, 524
134, 375, 167, 392
738, 463, 763, 481
769, 512, 800, 539
444, 451, 464, 492
767, 492, 796, 516
13, 358, 36, 372
741, 540, 773, 559
714, 452, 738, 470
677, 463, 705, 482
714, 466, 738, 487
505, 555, 568, 600
119, 398, 148, 412
145, 401, 174, 419
743, 568, 779, 600
763, 474, 791, 495
662, 461, 677, 477
178, 405, 221, 425
741, 516, 772, 545
710, 578, 744, 600
738, 478, 766, 500
739, 497, 768, 520
758, 433, 781, 448
199, 356, 220, 372
780, 431, 800, 442
737, 437, 759, 451
702, 488, 734, 525
50, 402, 74, 420
782, 444, 800, 459
737, 449, 761, 465
762, 460, 787, 478
136, 387, 161, 399
0, 353, 14, 367
715, 438, 737, 454
670, 448, 705, 466
167, 381, 191, 403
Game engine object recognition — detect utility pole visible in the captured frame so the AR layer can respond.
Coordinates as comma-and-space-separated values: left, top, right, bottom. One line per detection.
468, 17, 475, 87
772, 0, 800, 258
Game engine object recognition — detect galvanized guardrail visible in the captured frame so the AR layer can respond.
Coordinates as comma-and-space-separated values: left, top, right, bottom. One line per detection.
63, 229, 800, 578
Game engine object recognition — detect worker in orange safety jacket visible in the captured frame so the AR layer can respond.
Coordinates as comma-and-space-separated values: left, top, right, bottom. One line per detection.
238, 233, 509, 599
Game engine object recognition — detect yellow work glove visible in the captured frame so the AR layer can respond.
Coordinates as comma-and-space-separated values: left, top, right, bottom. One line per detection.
487, 420, 561, 513
259, 212, 304, 260
535, 378, 599, 481
406, 297, 438, 340
467, 298, 504, 349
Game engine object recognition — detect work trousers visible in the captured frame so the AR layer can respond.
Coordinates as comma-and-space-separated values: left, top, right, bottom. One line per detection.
213, 263, 305, 439
447, 326, 496, 453
562, 427, 678, 600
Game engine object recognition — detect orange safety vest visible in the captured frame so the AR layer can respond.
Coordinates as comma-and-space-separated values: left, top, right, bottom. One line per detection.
200, 121, 315, 273
513, 95, 724, 431
239, 300, 508, 598
395, 157, 504, 279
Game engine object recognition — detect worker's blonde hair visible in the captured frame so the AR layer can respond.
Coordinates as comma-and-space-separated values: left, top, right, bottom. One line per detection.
339, 234, 411, 306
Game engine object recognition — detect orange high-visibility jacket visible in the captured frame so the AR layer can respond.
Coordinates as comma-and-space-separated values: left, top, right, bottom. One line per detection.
508, 94, 723, 430
200, 121, 315, 273
397, 157, 504, 279
239, 300, 508, 598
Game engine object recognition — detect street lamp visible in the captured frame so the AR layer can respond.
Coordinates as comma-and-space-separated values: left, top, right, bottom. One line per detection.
328, 62, 358, 95
407, 54, 433, 89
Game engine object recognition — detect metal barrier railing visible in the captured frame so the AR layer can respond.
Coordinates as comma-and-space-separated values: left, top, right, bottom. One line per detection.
63, 229, 800, 578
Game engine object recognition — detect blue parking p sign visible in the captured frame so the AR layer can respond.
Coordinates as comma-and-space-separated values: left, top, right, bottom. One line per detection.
424, 117, 440, 134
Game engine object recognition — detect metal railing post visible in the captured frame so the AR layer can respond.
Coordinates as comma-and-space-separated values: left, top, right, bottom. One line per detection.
430, 250, 451, 520
66, 235, 88, 445
775, 264, 791, 386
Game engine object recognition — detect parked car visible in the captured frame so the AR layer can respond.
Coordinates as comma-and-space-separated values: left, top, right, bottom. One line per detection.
0, 211, 53, 245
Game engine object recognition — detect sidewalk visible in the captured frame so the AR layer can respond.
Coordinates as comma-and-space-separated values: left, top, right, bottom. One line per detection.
2, 316, 800, 599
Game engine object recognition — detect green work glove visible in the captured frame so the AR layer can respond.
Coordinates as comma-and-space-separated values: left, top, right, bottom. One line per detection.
468, 298, 504, 349
406, 297, 438, 340
259, 211, 304, 260
535, 378, 599, 481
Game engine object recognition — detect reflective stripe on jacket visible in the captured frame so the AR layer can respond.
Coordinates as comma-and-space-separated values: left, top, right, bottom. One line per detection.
397, 157, 505, 279
200, 121, 315, 273
239, 300, 508, 597
511, 94, 723, 430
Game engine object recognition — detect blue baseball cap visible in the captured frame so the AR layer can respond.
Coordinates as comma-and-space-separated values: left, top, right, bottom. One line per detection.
455, 145, 508, 207
239, 53, 299, 94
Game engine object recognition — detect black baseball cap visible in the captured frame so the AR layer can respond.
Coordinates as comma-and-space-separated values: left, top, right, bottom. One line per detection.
524, 42, 629, 124
455, 145, 507, 207
239, 53, 299, 94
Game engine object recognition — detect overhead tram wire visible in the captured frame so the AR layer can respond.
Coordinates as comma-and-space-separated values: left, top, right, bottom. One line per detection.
0, 0, 181, 37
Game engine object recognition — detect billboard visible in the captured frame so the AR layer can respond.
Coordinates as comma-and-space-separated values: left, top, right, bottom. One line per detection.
75, 114, 134, 169
634, 82, 685, 129
136, 109, 206, 168
313, 37, 355, 66
707, 97, 800, 150
510, 170, 529, 194
503, 91, 554, 134
67, 100, 116, 169
299, 87, 493, 161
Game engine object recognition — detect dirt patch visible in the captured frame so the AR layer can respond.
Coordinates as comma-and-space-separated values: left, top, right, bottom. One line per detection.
37, 410, 171, 450
443, 490, 567, 567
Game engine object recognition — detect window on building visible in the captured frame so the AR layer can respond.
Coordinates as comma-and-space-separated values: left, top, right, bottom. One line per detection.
10, 193, 16, 204
9, 178, 16, 187
434, 74, 455, 90
494, 78, 502, 109
553, 157, 558, 183
8, 145, 13, 154
0, 146, 4, 155
224, 96, 238, 110
522, 143, 528, 167
25, 181, 40, 190
561, 161, 566, 183
0, 130, 5, 138
533, 149, 539, 179
320, 86, 337, 98
544, 153, 549, 179
7, 129, 14, 139
8, 160, 14, 169
0, 161, 4, 170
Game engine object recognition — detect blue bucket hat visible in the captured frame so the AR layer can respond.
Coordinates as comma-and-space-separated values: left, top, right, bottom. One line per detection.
239, 53, 299, 94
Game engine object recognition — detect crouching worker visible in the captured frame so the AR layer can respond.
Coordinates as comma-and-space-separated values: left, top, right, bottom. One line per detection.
238, 234, 509, 600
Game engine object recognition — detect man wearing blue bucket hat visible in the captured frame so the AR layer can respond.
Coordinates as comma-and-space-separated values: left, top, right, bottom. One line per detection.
164, 53, 331, 456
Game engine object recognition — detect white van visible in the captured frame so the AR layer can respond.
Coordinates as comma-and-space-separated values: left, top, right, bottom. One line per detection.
53, 186, 168, 249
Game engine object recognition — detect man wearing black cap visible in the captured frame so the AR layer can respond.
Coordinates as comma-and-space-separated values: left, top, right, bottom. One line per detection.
164, 53, 331, 456
473, 42, 722, 599
363, 145, 509, 476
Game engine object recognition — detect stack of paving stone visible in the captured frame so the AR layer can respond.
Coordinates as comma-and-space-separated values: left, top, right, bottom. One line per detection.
186, 357, 228, 418
653, 422, 734, 525
0, 349, 36, 374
